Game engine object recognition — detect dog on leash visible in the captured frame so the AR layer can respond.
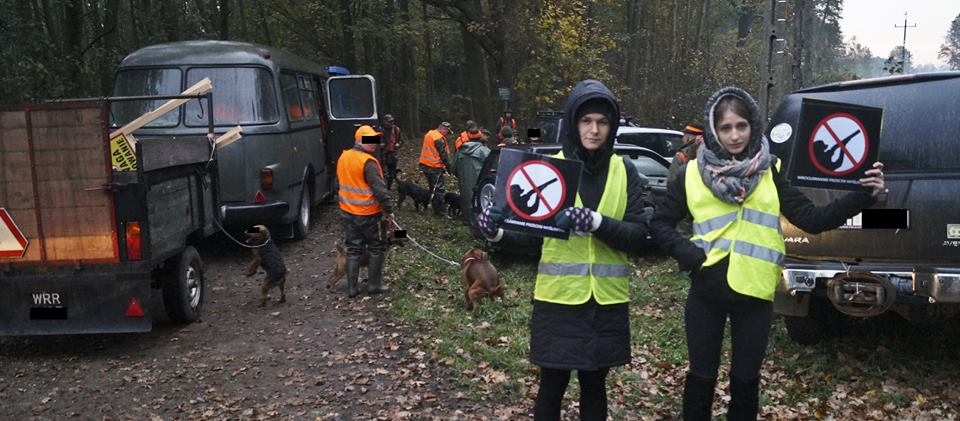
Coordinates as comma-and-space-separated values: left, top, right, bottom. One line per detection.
245, 225, 287, 307
444, 192, 462, 218
395, 170, 431, 212
461, 248, 504, 311
326, 243, 391, 291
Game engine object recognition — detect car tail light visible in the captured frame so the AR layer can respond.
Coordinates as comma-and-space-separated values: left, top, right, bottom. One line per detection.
260, 168, 274, 190
125, 221, 142, 261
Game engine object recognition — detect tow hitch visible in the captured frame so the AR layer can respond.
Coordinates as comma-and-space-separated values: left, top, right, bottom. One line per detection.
826, 271, 896, 317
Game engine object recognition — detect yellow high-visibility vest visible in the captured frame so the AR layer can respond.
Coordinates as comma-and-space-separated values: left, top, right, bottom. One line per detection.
684, 160, 784, 301
535, 152, 630, 305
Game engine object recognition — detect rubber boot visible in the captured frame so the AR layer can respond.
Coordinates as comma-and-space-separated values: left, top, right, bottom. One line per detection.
346, 256, 361, 298
727, 376, 760, 421
682, 372, 717, 421
366, 252, 389, 295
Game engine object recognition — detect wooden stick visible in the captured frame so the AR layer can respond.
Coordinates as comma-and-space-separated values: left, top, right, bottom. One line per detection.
109, 77, 214, 146
214, 125, 243, 149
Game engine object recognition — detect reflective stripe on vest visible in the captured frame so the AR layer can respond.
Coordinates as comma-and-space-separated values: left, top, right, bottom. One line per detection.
337, 148, 384, 216
419, 130, 449, 168
534, 152, 631, 305
685, 160, 784, 301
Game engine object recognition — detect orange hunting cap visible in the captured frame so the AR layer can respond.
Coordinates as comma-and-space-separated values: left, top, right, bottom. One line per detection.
354, 125, 382, 142
683, 124, 704, 135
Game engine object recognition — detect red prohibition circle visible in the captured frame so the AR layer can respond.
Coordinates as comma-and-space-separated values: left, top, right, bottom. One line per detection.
807, 112, 869, 176
505, 160, 567, 221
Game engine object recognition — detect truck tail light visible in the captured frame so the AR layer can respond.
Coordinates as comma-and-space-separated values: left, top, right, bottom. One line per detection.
260, 168, 274, 190
125, 298, 145, 317
125, 221, 142, 261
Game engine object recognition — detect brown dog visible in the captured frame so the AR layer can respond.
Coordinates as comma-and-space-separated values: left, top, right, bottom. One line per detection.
461, 248, 504, 311
245, 225, 287, 307
326, 243, 390, 291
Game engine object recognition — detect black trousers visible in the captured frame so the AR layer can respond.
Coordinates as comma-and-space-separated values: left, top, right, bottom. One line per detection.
684, 286, 773, 381
383, 152, 398, 191
340, 212, 386, 258
534, 367, 609, 421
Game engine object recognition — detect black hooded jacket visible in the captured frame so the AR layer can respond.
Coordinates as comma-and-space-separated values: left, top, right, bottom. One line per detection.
558, 80, 650, 255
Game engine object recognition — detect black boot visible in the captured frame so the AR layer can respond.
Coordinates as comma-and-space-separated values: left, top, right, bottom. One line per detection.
682, 372, 717, 421
727, 376, 760, 421
346, 256, 361, 298
366, 252, 389, 295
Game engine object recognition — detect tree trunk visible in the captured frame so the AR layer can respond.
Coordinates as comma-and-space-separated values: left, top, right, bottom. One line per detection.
257, 1, 272, 45
459, 0, 487, 120
339, 0, 356, 71
399, 0, 420, 132
218, 0, 230, 40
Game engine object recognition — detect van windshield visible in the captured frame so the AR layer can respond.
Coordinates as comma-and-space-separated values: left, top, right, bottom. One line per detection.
112, 67, 280, 128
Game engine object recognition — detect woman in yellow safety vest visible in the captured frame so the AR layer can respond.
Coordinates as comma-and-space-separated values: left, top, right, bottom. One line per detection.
477, 80, 651, 420
650, 87, 886, 420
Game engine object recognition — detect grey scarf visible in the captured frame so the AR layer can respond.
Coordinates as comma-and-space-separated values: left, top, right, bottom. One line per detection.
696, 136, 772, 204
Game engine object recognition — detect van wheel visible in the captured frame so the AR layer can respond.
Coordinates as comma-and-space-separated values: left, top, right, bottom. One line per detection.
292, 186, 311, 240
162, 246, 205, 324
783, 297, 844, 345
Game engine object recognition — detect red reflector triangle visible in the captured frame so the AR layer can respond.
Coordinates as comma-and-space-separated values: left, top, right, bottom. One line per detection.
125, 298, 145, 317
254, 191, 266, 203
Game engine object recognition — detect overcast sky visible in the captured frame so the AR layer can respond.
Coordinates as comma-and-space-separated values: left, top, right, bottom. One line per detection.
840, 0, 960, 66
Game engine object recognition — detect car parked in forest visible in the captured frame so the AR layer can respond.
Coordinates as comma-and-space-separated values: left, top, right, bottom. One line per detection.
468, 143, 670, 255
615, 126, 684, 160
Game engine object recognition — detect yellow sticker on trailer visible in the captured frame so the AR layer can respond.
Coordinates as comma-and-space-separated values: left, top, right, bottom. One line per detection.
110, 134, 137, 171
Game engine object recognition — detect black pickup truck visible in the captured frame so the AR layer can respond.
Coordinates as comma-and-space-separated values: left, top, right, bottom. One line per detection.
766, 72, 960, 344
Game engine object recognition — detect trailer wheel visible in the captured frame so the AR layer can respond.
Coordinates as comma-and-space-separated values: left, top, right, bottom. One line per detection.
292, 186, 311, 240
163, 246, 205, 324
783, 297, 844, 345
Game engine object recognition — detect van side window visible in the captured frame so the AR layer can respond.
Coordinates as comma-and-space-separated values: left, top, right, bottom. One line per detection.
185, 67, 279, 126
298, 75, 319, 122
282, 72, 304, 121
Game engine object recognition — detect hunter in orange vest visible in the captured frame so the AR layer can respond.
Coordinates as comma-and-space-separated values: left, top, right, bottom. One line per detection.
418, 121, 454, 216
336, 125, 395, 297
455, 120, 482, 151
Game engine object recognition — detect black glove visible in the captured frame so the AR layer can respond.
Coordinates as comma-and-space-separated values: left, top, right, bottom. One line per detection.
477, 206, 505, 237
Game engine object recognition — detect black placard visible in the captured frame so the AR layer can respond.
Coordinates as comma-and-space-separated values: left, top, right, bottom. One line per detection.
788, 99, 883, 191
494, 149, 582, 239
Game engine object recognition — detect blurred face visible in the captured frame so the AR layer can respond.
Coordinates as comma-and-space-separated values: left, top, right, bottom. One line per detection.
439, 127, 450, 136
360, 142, 378, 153
715, 110, 751, 155
578, 112, 610, 151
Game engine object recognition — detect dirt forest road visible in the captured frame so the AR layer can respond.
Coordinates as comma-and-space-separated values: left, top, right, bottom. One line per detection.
0, 204, 510, 420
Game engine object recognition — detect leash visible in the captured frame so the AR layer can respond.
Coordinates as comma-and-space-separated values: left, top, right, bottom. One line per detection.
210, 215, 268, 249
389, 217, 460, 267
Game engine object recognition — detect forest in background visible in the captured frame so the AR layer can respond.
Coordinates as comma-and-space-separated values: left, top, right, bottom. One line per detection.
2, 0, 960, 134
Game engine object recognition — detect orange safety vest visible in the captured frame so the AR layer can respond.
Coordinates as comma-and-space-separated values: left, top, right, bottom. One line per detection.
498, 116, 518, 129
455, 130, 482, 150
419, 129, 450, 168
337, 148, 384, 216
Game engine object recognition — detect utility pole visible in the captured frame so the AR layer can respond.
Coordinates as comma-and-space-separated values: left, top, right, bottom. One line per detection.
895, 11, 916, 66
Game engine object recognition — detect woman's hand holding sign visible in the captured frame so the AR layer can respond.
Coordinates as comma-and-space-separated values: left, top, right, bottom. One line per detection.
859, 161, 886, 197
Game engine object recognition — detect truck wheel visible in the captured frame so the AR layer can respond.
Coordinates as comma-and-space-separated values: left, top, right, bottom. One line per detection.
783, 298, 843, 345
292, 186, 311, 240
163, 246, 205, 324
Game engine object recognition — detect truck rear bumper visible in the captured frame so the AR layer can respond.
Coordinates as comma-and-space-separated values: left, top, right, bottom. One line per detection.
775, 261, 960, 316
0, 271, 152, 335
219, 200, 290, 225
